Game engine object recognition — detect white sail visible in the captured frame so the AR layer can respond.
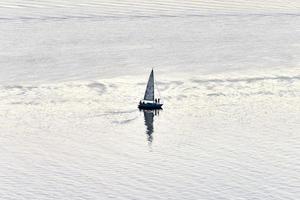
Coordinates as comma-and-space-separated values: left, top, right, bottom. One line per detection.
143, 70, 154, 101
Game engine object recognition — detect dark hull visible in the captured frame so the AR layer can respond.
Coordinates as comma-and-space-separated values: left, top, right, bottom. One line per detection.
138, 103, 163, 110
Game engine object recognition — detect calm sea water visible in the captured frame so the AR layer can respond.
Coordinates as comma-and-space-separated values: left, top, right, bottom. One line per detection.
0, 1, 300, 200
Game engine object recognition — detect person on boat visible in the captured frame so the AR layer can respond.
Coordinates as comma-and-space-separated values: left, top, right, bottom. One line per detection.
155, 99, 157, 103
158, 98, 160, 103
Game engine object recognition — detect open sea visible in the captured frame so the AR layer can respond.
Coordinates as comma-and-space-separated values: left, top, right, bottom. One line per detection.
0, 1, 300, 199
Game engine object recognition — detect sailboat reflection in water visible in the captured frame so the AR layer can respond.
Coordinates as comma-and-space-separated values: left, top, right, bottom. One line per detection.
139, 69, 163, 145
143, 109, 160, 145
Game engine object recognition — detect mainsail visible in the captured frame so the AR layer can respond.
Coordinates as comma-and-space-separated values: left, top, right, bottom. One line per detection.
143, 70, 154, 101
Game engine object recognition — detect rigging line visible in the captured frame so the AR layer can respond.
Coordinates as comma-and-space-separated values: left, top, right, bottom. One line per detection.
155, 77, 162, 99
153, 67, 162, 100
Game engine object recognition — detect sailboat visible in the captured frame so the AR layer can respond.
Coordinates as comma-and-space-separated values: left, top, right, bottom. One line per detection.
138, 69, 163, 110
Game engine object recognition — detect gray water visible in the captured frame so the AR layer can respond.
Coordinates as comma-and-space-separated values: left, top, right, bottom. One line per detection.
0, 1, 300, 200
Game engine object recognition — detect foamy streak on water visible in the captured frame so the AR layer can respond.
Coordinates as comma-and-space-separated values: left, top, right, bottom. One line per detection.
1, 0, 300, 20
0, 69, 299, 109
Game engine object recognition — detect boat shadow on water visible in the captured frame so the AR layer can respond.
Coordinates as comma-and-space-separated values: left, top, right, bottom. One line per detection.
140, 108, 162, 146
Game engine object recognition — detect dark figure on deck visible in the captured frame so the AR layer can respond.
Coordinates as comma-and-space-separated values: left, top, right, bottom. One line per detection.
158, 98, 160, 103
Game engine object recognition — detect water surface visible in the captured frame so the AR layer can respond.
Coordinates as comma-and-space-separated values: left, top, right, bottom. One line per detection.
0, 1, 300, 200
